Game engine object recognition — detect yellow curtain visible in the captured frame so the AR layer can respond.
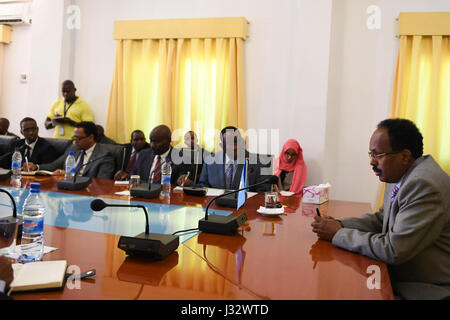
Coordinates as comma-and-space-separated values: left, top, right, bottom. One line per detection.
376, 13, 450, 210
391, 35, 450, 174
107, 21, 246, 150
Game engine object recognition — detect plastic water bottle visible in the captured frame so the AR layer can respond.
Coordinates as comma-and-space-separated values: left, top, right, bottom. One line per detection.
65, 151, 76, 180
11, 147, 22, 187
18, 183, 45, 263
161, 159, 172, 196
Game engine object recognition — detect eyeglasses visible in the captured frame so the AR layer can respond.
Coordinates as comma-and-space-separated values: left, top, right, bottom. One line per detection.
72, 135, 89, 142
368, 151, 401, 160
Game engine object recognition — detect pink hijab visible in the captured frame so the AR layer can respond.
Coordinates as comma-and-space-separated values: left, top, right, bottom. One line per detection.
274, 139, 307, 194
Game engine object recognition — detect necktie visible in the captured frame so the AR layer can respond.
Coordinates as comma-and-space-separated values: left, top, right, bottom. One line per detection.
390, 184, 400, 204
125, 151, 137, 173
75, 150, 86, 175
225, 162, 233, 189
24, 145, 31, 160
152, 156, 162, 183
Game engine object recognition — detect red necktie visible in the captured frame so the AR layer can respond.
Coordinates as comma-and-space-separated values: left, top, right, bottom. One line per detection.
125, 151, 137, 173
152, 156, 162, 183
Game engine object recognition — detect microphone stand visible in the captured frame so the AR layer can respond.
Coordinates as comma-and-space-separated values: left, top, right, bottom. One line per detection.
57, 154, 108, 190
199, 177, 275, 235
90, 199, 178, 260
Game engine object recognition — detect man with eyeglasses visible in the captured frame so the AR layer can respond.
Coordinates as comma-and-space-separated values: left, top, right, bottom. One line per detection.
311, 118, 450, 299
0, 117, 57, 169
24, 121, 115, 179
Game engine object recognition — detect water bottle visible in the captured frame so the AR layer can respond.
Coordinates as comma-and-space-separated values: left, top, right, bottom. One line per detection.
65, 151, 76, 180
11, 147, 22, 187
161, 159, 172, 195
18, 183, 45, 263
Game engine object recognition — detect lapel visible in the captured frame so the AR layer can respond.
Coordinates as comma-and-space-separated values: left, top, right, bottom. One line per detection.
29, 138, 42, 163
81, 144, 99, 177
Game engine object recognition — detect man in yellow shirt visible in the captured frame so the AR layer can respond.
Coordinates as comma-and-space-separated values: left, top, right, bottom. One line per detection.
45, 80, 94, 139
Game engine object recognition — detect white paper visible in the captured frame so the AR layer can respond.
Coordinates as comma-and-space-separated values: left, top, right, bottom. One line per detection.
280, 191, 295, 197
114, 181, 129, 185
2, 246, 58, 260
173, 186, 184, 191
206, 188, 225, 196
115, 190, 130, 196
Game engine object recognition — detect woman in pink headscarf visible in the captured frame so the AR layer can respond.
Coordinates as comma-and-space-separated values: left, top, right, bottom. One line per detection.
273, 139, 307, 194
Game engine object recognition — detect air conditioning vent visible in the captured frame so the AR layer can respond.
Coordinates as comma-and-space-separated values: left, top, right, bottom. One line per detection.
0, 2, 32, 25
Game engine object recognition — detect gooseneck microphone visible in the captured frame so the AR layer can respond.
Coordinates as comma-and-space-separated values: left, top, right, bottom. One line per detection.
90, 199, 179, 260
90, 199, 149, 234
57, 154, 109, 190
0, 188, 22, 243
199, 175, 279, 235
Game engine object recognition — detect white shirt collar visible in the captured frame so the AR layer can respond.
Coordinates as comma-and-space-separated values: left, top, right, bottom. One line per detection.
25, 137, 38, 151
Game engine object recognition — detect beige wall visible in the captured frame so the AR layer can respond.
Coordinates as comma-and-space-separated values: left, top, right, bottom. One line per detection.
1, 0, 450, 206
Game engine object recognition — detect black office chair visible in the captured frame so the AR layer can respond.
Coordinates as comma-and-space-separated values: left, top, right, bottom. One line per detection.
0, 136, 20, 156
44, 138, 73, 159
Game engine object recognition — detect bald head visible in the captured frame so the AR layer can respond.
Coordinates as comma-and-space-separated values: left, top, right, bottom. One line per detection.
150, 125, 172, 155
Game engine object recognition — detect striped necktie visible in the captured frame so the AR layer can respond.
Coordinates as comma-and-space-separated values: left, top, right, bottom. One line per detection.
152, 156, 162, 183
390, 184, 400, 204
225, 162, 233, 189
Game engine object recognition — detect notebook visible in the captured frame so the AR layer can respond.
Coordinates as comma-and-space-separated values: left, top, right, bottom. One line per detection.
10, 260, 67, 293
21, 170, 53, 176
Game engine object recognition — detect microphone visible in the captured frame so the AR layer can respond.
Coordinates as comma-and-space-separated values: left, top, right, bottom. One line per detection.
57, 154, 109, 190
0, 188, 22, 244
199, 175, 278, 235
90, 199, 179, 260
129, 159, 163, 199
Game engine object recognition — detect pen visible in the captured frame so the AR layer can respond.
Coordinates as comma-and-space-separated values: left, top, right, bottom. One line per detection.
316, 208, 321, 217
182, 171, 190, 187
25, 156, 30, 172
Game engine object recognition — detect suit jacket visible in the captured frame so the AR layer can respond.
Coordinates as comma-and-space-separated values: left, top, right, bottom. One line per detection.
0, 137, 58, 168
131, 147, 184, 184
170, 148, 210, 184
39, 143, 115, 179
332, 155, 450, 298
197, 150, 270, 193
121, 142, 150, 172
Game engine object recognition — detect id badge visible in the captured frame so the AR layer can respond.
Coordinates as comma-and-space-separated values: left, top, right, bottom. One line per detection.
59, 126, 65, 136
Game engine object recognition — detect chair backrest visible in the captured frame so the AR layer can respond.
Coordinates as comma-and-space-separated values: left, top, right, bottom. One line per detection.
0, 136, 19, 156
45, 138, 73, 159
257, 154, 274, 176
101, 143, 125, 174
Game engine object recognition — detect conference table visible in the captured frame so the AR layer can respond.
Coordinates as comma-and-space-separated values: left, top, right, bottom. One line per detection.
0, 175, 394, 300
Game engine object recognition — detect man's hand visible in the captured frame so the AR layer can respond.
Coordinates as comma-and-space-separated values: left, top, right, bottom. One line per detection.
177, 174, 191, 187
53, 169, 65, 176
0, 255, 14, 291
22, 162, 37, 172
114, 170, 128, 181
311, 215, 343, 242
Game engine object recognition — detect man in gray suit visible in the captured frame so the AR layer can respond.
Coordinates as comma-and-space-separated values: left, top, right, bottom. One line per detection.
311, 118, 450, 299
24, 121, 115, 179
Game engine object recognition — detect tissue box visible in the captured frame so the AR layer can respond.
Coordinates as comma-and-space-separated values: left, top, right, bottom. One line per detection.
302, 183, 330, 204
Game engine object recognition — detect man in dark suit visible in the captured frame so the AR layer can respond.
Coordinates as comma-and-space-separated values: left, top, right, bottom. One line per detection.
0, 118, 19, 138
182, 126, 270, 193
24, 121, 115, 179
0, 117, 58, 169
95, 124, 116, 145
114, 129, 150, 180
175, 130, 210, 185
131, 125, 187, 184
